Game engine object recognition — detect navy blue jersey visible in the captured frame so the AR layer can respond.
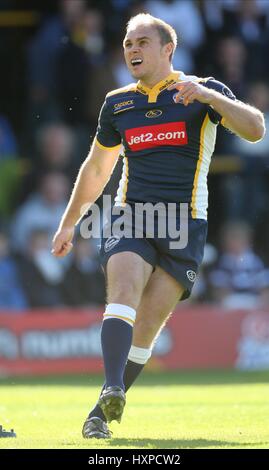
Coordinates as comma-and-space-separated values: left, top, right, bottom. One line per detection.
96, 71, 236, 220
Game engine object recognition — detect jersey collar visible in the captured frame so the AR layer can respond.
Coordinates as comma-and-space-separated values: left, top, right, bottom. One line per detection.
136, 71, 181, 103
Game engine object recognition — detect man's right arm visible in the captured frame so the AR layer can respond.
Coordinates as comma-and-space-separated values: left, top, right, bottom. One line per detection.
51, 137, 121, 257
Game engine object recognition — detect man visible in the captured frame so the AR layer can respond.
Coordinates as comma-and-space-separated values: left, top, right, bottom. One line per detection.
52, 14, 265, 439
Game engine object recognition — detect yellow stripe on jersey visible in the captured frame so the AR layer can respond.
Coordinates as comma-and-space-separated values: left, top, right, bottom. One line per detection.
96, 139, 121, 151
191, 113, 217, 219
191, 113, 209, 219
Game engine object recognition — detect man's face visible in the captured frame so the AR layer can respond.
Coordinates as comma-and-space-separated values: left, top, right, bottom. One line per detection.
123, 25, 170, 81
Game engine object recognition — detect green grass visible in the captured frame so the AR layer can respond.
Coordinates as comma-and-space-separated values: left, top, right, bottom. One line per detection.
0, 370, 269, 449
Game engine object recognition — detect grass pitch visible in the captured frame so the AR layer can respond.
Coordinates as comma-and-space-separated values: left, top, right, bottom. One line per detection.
0, 370, 268, 449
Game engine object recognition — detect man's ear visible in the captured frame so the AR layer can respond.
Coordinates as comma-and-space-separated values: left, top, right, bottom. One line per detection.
163, 42, 174, 59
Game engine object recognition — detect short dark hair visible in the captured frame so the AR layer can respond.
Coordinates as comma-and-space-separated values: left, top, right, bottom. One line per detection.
126, 13, 177, 62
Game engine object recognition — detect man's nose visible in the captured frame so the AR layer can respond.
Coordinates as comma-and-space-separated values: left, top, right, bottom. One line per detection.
130, 45, 141, 53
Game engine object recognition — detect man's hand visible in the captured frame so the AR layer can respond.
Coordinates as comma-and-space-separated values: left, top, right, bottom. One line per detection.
168, 81, 214, 106
51, 226, 74, 257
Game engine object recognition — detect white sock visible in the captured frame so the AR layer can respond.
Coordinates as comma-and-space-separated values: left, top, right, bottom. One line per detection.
128, 345, 152, 365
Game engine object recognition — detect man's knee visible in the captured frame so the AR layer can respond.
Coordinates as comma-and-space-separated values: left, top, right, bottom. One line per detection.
107, 281, 143, 309
106, 252, 153, 308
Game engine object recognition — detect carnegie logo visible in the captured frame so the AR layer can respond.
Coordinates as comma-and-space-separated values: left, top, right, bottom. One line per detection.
114, 100, 134, 113
186, 270, 196, 282
104, 235, 121, 253
125, 121, 188, 151
145, 109, 163, 118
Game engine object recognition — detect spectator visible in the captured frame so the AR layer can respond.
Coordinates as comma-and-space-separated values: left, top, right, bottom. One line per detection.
0, 231, 28, 310
87, 42, 133, 123
21, 123, 78, 200
145, 0, 205, 72
27, 0, 87, 98
11, 171, 70, 253
26, 0, 87, 128
208, 221, 269, 309
62, 237, 106, 306
0, 115, 17, 159
146, 0, 205, 49
81, 9, 105, 64
0, 115, 23, 218
36, 122, 77, 172
213, 36, 247, 99
16, 229, 65, 307
101, 0, 137, 38
223, 0, 267, 81
234, 82, 269, 157
219, 82, 269, 223
51, 7, 108, 142
190, 243, 218, 303
202, 35, 248, 161
86, 42, 129, 201
55, 16, 91, 126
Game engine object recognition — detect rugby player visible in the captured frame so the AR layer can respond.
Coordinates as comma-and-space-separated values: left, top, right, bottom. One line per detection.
52, 14, 265, 439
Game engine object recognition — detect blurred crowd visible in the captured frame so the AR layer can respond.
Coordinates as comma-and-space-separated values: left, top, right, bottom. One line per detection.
0, 0, 269, 310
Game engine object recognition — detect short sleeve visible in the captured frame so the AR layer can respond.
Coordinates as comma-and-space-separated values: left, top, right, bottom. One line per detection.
96, 99, 122, 149
201, 78, 236, 125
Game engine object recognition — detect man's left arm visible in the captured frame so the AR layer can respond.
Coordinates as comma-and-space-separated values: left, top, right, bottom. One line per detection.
208, 90, 265, 142
168, 80, 265, 142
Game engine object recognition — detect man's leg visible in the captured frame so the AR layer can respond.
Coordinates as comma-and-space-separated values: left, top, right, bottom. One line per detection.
133, 266, 184, 348
101, 251, 153, 389
124, 266, 184, 388
86, 266, 184, 433
83, 251, 153, 436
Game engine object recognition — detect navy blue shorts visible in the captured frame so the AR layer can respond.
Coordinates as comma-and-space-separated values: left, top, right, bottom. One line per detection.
99, 206, 208, 300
